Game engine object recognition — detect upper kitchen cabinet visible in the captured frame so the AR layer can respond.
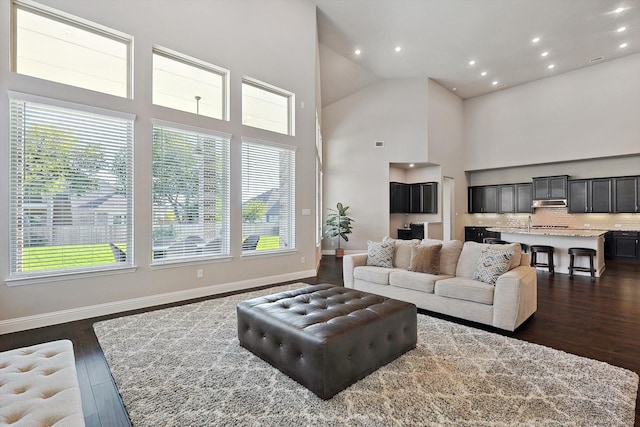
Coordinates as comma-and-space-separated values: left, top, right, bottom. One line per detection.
409, 182, 438, 214
533, 175, 568, 200
468, 185, 498, 213
390, 182, 438, 214
390, 182, 409, 213
515, 183, 533, 213
498, 185, 515, 213
591, 178, 613, 213
568, 179, 589, 213
613, 176, 640, 213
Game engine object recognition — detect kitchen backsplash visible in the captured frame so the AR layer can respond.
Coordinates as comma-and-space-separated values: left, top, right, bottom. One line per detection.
465, 208, 640, 231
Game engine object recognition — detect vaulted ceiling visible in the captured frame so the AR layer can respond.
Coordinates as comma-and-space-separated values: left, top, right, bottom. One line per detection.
315, 0, 640, 106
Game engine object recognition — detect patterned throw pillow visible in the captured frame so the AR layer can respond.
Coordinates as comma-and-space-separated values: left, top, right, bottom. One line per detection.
473, 248, 515, 284
408, 244, 442, 274
366, 240, 395, 268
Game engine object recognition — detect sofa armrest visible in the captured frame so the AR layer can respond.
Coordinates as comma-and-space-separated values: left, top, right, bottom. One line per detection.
492, 265, 537, 331
342, 253, 368, 288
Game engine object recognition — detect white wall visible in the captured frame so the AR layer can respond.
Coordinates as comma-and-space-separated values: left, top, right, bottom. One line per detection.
322, 78, 430, 251
464, 53, 640, 171
0, 0, 319, 332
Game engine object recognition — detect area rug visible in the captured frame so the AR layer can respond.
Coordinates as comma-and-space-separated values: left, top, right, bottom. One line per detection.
94, 283, 638, 426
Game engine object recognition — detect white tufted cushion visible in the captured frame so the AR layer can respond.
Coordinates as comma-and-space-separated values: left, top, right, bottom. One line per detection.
0, 340, 85, 427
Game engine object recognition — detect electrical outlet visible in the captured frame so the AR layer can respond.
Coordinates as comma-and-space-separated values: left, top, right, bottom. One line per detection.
584, 223, 590, 227
300, 256, 306, 264
197, 269, 203, 278
615, 224, 622, 227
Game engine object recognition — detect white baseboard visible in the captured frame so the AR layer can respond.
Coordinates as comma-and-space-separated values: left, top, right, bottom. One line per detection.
0, 269, 317, 335
321, 249, 366, 256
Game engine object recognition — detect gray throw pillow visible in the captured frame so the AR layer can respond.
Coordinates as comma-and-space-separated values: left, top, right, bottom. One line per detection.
366, 240, 395, 268
473, 248, 515, 284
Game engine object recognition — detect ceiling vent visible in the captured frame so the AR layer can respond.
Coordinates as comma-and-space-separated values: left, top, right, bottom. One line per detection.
590, 56, 604, 63
375, 141, 384, 147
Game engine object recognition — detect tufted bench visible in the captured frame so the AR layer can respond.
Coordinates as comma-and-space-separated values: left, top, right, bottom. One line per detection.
237, 284, 417, 399
0, 340, 85, 426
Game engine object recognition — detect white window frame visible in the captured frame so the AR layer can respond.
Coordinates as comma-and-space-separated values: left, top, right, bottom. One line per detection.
241, 137, 296, 255
11, 0, 133, 98
152, 47, 230, 120
7, 91, 135, 284
151, 120, 231, 265
242, 77, 295, 136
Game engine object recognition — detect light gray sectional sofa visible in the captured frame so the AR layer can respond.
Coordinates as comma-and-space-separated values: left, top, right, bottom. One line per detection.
343, 238, 537, 331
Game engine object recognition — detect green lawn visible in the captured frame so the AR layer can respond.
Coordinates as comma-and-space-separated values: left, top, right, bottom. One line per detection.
21, 236, 280, 271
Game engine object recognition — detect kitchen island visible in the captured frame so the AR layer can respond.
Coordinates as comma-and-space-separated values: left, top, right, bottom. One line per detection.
488, 227, 607, 277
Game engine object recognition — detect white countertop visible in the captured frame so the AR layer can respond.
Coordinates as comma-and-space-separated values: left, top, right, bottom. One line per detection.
488, 227, 607, 237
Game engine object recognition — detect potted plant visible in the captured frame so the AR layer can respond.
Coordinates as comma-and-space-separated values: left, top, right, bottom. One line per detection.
323, 202, 354, 257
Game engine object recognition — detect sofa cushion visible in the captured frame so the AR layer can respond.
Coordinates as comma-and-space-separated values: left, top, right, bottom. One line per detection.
353, 266, 396, 285
435, 277, 495, 305
366, 240, 395, 268
408, 244, 442, 274
455, 241, 521, 279
389, 270, 452, 293
473, 247, 515, 284
422, 239, 463, 276
383, 237, 420, 269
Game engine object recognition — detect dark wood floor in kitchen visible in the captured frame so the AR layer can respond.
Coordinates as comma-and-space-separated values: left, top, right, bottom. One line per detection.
2, 257, 639, 426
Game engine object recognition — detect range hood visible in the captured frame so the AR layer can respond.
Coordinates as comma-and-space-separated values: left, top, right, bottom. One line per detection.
532, 199, 567, 208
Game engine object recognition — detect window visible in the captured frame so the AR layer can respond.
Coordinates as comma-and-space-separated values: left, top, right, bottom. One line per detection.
9, 93, 134, 280
153, 48, 228, 120
152, 122, 230, 262
242, 79, 294, 135
12, 2, 131, 98
241, 138, 295, 253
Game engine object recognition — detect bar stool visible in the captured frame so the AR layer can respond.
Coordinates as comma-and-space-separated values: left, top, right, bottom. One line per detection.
568, 247, 596, 279
530, 245, 555, 274
520, 243, 529, 253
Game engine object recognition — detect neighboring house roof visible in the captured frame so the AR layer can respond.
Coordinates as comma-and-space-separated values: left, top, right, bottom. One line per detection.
243, 188, 280, 217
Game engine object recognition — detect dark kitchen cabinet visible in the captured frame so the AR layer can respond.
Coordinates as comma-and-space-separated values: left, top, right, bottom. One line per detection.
612, 231, 639, 260
390, 182, 409, 213
533, 175, 568, 200
568, 178, 612, 213
409, 182, 438, 214
604, 232, 614, 260
613, 176, 639, 213
464, 226, 500, 243
390, 182, 437, 214
591, 178, 612, 213
468, 186, 498, 213
498, 185, 515, 213
515, 183, 533, 213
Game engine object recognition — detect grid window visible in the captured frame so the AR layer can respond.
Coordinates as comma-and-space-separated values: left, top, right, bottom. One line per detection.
152, 122, 230, 262
153, 49, 228, 120
9, 94, 134, 280
241, 138, 295, 253
12, 2, 131, 98
242, 79, 294, 135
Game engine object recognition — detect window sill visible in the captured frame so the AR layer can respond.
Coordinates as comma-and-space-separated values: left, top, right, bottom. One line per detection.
150, 255, 233, 269
5, 265, 138, 287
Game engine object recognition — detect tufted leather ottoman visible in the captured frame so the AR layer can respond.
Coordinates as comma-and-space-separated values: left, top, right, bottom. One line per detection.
237, 284, 417, 399
0, 339, 85, 426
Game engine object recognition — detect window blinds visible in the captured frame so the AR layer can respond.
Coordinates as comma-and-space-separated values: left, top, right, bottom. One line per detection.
9, 94, 134, 279
241, 138, 296, 253
152, 123, 230, 262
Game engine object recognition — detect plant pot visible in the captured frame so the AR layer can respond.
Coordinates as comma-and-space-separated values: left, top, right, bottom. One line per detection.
335, 248, 345, 258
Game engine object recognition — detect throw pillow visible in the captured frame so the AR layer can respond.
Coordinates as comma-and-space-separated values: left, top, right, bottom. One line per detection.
473, 248, 515, 284
408, 244, 442, 274
366, 240, 395, 268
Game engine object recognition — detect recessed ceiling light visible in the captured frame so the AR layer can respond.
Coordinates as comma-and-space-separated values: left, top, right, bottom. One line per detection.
617, 26, 627, 33
480, 71, 487, 77
548, 64, 555, 69
492, 81, 498, 86
354, 49, 362, 55
409, 163, 415, 168
620, 42, 629, 48
469, 60, 476, 66
614, 7, 625, 13
541, 51, 549, 57
532, 37, 541, 43
395, 46, 402, 52
452, 87, 457, 91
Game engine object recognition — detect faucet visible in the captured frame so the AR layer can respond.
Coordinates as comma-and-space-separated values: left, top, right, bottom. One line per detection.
527, 216, 532, 233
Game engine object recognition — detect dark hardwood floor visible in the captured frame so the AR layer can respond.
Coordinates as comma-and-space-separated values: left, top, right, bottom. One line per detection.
2, 257, 639, 426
